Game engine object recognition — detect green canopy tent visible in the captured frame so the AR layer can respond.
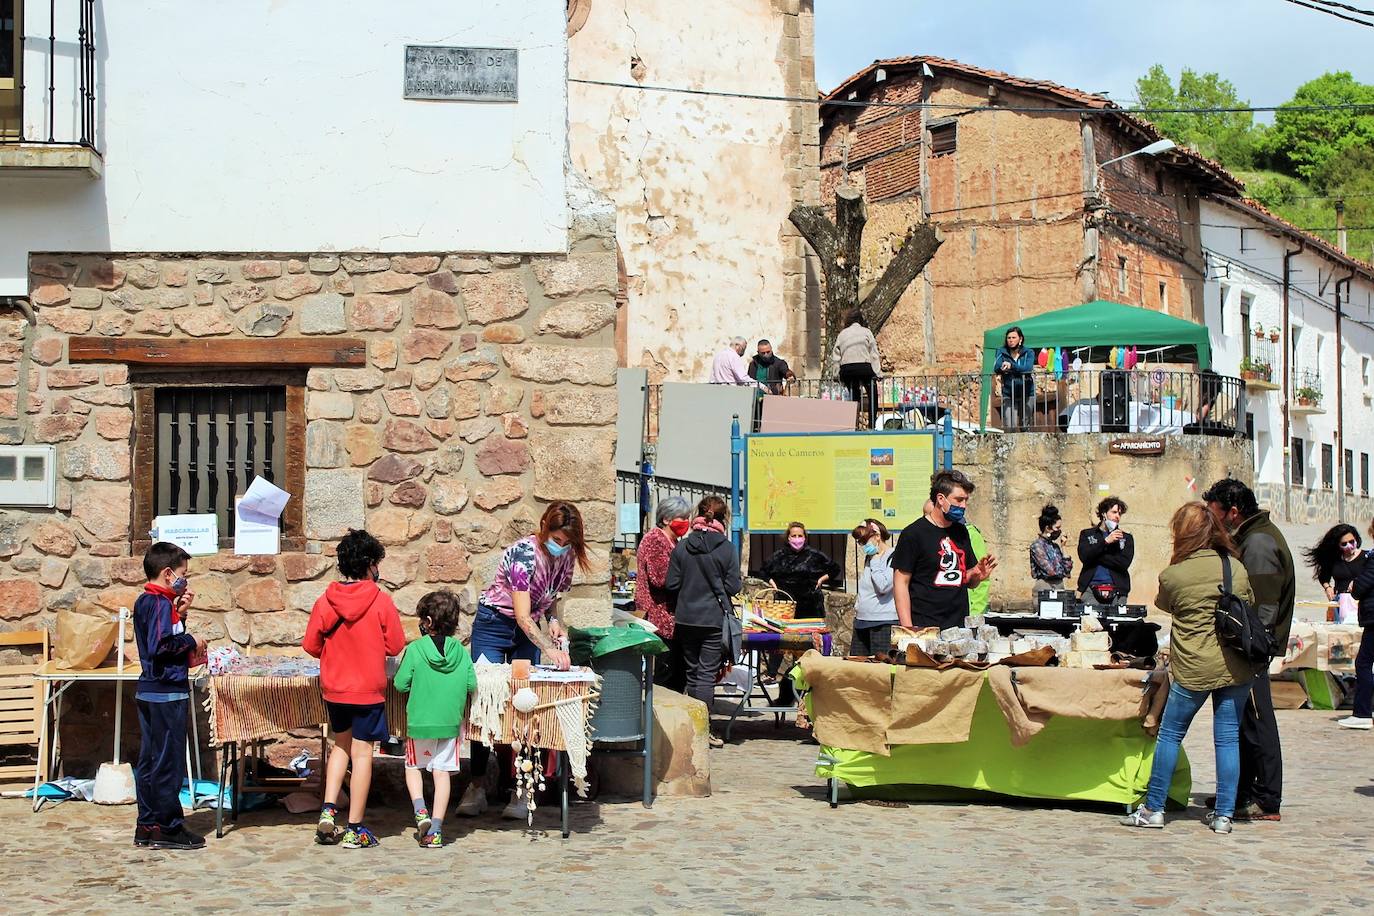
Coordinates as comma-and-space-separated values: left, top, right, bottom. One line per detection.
979, 300, 1213, 429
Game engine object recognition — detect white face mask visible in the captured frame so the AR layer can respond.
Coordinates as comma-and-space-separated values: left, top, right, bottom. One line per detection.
1104, 518, 1118, 533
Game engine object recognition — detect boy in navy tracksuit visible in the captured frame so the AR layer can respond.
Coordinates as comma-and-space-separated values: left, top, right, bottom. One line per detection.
132, 542, 207, 850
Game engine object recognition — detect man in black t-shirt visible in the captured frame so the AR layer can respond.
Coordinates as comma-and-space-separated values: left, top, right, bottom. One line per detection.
893, 470, 998, 629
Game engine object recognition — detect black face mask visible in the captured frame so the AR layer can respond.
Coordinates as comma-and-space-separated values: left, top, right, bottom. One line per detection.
756, 353, 774, 366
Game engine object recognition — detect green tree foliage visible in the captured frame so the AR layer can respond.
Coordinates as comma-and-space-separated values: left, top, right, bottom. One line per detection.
1134, 65, 1257, 166
1260, 72, 1374, 182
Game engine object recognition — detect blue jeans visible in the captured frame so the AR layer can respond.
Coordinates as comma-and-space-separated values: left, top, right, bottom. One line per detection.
469, 604, 541, 665
1146, 681, 1251, 817
1354, 626, 1373, 718
468, 604, 540, 783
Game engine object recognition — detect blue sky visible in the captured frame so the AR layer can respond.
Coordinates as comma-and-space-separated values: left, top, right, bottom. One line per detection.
815, 0, 1374, 113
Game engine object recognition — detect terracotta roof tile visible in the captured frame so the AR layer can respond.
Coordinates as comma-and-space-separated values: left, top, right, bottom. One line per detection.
823, 55, 1243, 196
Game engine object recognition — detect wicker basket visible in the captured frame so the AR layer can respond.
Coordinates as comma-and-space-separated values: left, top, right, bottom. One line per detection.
748, 587, 797, 622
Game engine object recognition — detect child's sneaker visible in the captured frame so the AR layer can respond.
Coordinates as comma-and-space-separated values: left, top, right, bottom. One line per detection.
418, 830, 443, 848
414, 808, 432, 838
340, 825, 381, 849
315, 807, 342, 845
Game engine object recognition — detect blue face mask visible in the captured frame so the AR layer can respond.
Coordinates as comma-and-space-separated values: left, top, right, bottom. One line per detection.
862, 542, 879, 557
171, 576, 189, 595
545, 539, 570, 558
943, 504, 967, 524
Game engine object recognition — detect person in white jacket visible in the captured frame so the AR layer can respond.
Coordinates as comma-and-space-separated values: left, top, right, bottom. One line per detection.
831, 309, 882, 426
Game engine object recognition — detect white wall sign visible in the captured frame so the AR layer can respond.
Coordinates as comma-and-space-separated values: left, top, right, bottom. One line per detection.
151, 514, 219, 556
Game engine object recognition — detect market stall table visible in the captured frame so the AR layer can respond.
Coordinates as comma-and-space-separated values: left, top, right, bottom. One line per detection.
206, 660, 599, 839
793, 656, 1189, 810
1060, 400, 1195, 435
1272, 620, 1363, 709
32, 660, 206, 813
720, 627, 832, 741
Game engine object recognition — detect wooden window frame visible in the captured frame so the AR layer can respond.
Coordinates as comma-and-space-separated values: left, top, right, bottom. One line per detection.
0, 0, 20, 141
70, 335, 365, 553
928, 119, 956, 157
132, 375, 306, 553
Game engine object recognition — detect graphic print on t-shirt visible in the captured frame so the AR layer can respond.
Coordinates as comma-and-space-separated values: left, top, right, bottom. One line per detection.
934, 536, 967, 587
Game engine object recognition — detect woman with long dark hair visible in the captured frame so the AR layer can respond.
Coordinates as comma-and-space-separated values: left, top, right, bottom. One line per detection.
1343, 521, 1374, 730
1121, 502, 1256, 834
993, 325, 1035, 431
1303, 523, 1365, 603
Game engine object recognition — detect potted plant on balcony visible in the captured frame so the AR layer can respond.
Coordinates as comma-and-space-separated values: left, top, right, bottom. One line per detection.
1295, 385, 1322, 407
1268, 326, 1281, 343
1240, 356, 1272, 382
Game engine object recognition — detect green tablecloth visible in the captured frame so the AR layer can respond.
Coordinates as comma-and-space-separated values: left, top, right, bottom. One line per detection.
805, 674, 1192, 808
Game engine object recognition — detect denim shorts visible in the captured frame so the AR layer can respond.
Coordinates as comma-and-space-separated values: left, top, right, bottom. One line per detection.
325, 701, 389, 742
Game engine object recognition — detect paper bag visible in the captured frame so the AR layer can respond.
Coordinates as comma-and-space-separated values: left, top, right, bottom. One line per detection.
54, 601, 118, 670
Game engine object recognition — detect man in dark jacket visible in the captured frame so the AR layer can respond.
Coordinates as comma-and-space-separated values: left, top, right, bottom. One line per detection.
665, 496, 742, 746
1076, 496, 1134, 604
746, 339, 795, 395
1204, 478, 1295, 821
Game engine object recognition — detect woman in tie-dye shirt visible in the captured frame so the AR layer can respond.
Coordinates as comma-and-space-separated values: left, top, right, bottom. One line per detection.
461, 501, 591, 820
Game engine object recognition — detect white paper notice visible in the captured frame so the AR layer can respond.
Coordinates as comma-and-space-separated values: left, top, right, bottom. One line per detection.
240, 476, 291, 520
618, 503, 641, 535
234, 499, 280, 556
151, 514, 219, 556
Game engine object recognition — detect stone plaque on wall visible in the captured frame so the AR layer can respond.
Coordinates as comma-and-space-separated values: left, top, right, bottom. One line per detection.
403, 46, 518, 102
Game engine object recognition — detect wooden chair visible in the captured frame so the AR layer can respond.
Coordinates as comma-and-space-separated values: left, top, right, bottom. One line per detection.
0, 630, 50, 792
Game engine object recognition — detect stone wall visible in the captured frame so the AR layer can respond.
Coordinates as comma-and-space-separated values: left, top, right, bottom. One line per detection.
3, 211, 620, 672
956, 433, 1254, 610
568, 0, 820, 380
1257, 481, 1374, 527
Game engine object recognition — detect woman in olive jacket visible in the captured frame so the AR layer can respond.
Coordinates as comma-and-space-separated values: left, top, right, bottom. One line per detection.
1122, 501, 1256, 835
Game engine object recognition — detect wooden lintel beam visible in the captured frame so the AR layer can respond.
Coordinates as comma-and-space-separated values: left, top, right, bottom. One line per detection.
67, 337, 367, 368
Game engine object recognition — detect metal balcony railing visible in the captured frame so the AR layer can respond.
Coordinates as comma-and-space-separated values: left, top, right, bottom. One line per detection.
0, 0, 99, 150
641, 369, 1246, 439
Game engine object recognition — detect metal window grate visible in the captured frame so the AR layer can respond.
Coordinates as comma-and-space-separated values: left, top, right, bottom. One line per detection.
154, 387, 286, 538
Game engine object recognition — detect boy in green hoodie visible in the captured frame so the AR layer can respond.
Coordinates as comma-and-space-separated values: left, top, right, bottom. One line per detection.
395, 590, 477, 847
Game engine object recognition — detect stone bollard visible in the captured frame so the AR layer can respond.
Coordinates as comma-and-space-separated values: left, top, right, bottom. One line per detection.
593, 689, 711, 798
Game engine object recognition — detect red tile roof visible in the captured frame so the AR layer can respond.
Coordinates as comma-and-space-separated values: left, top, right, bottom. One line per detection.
823, 56, 1244, 196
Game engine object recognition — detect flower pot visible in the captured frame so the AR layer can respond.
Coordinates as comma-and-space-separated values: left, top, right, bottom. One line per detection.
1268, 333, 1280, 343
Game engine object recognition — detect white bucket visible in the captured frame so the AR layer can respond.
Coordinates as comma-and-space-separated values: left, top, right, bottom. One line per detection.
92, 761, 136, 805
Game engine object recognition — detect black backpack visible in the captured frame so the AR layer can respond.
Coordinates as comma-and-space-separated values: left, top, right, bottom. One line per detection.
1214, 553, 1275, 664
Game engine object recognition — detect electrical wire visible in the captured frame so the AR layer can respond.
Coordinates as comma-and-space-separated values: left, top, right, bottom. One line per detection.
569, 77, 1374, 116
1279, 0, 1374, 26
1306, 0, 1374, 16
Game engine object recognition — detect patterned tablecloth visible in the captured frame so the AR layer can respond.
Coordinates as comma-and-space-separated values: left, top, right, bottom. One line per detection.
207, 675, 408, 746
208, 671, 598, 751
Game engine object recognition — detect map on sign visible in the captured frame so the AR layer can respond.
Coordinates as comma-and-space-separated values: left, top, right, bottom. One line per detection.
745, 431, 938, 533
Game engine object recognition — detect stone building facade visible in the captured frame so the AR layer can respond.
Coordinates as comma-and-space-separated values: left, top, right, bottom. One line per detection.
568, 0, 822, 380
0, 199, 620, 665
818, 56, 1243, 371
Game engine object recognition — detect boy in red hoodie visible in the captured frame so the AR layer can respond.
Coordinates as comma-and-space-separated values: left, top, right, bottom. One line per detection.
302, 529, 404, 848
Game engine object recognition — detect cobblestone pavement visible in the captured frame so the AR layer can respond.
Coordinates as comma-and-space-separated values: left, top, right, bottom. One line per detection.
3, 706, 1370, 915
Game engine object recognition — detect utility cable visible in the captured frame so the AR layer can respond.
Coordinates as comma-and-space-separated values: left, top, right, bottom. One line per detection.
570, 77, 1374, 116
1279, 0, 1374, 26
